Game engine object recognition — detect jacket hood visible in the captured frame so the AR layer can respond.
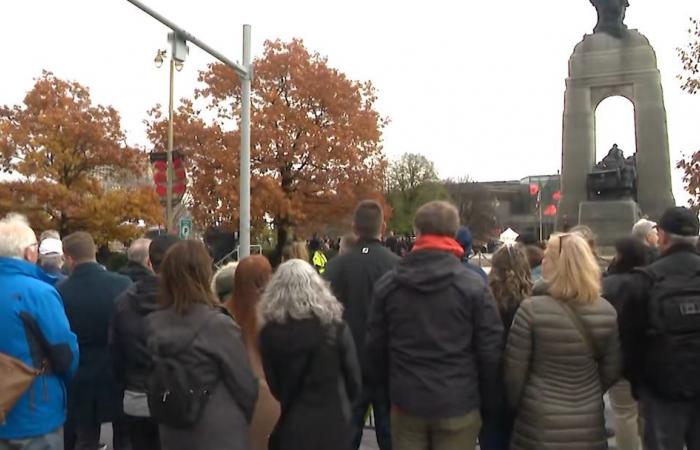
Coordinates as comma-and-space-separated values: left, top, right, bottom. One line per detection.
395, 250, 461, 293
119, 261, 152, 284
126, 275, 161, 315
261, 318, 326, 356
148, 304, 222, 355
0, 257, 60, 286
455, 226, 474, 255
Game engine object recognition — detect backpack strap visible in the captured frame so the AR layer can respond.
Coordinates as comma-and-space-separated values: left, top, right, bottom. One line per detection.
555, 299, 599, 361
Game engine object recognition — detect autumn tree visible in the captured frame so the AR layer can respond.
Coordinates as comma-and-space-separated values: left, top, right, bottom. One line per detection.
385, 153, 447, 233
0, 71, 161, 243
149, 39, 387, 252
677, 18, 700, 206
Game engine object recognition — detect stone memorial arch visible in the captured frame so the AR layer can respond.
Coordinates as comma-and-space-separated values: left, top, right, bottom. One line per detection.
557, 0, 675, 240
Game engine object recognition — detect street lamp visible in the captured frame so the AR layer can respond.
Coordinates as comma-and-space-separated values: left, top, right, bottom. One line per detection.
154, 33, 188, 233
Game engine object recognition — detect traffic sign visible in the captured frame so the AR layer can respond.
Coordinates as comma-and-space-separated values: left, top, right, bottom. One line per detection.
179, 217, 192, 239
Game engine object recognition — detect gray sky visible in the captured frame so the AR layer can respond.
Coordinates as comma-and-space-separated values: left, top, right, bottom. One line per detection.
1, 0, 699, 202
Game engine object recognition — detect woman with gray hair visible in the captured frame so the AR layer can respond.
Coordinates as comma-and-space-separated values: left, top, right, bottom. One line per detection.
258, 259, 361, 450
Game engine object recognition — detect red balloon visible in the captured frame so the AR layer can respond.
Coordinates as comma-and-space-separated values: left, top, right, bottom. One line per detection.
552, 191, 561, 202
529, 183, 539, 196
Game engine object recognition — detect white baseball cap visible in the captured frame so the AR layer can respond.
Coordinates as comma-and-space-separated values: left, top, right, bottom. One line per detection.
39, 238, 63, 256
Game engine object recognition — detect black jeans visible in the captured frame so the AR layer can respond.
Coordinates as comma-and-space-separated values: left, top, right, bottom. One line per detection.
127, 417, 159, 450
640, 387, 700, 450
352, 384, 392, 450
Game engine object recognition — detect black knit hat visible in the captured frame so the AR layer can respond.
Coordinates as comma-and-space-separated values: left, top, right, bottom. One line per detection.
657, 207, 700, 237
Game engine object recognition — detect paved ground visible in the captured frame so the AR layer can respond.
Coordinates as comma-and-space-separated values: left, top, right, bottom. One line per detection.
100, 424, 617, 449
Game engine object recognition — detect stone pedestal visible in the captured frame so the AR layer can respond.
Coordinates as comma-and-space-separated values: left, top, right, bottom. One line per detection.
557, 30, 675, 229
579, 200, 641, 246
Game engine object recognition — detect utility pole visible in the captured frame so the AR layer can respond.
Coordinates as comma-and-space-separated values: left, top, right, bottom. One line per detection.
127, 0, 252, 256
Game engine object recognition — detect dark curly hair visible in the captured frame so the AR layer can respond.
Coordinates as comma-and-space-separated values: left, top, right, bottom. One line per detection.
489, 245, 533, 315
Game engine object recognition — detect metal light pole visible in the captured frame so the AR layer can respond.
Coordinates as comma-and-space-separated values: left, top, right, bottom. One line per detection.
165, 54, 175, 232
127, 0, 252, 257
239, 25, 251, 258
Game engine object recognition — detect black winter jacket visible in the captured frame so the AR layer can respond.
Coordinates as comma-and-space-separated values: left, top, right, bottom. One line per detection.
58, 263, 132, 425
367, 249, 504, 419
324, 239, 399, 378
260, 318, 361, 450
118, 261, 152, 284
618, 244, 700, 396
109, 274, 159, 391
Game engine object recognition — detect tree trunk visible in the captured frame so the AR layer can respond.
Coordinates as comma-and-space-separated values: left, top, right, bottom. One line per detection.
274, 220, 289, 266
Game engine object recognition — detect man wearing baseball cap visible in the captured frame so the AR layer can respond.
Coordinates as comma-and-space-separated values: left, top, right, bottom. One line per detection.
618, 207, 700, 449
38, 237, 66, 283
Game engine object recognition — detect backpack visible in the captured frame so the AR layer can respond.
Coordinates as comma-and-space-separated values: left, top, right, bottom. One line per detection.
637, 266, 700, 399
147, 314, 217, 428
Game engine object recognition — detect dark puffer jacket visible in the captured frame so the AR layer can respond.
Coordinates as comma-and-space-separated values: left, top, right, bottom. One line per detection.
505, 296, 621, 450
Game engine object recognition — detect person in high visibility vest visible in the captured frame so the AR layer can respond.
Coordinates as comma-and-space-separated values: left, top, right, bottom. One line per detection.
309, 238, 327, 274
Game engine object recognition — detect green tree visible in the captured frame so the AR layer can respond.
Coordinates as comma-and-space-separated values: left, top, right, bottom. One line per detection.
385, 153, 447, 233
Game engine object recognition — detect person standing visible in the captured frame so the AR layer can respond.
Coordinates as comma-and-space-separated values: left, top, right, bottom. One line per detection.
110, 234, 179, 450
0, 214, 79, 450
59, 231, 132, 450
226, 255, 280, 450
325, 200, 400, 450
146, 240, 258, 450
310, 239, 328, 274
631, 218, 660, 263
618, 207, 700, 450
480, 244, 533, 450
603, 237, 648, 450
455, 225, 488, 282
367, 201, 503, 450
37, 237, 66, 284
259, 259, 361, 450
505, 233, 620, 450
119, 238, 152, 284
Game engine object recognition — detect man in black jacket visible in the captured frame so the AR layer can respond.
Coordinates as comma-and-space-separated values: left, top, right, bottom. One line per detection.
324, 200, 399, 450
619, 207, 700, 450
58, 232, 132, 450
110, 234, 179, 450
367, 201, 503, 450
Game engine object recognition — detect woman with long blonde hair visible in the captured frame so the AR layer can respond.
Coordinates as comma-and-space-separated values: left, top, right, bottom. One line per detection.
504, 233, 620, 450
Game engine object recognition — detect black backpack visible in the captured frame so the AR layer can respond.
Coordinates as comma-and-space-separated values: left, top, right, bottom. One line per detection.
638, 266, 700, 399
147, 315, 217, 428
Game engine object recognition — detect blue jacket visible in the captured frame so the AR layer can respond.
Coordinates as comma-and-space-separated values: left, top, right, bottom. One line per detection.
0, 257, 79, 440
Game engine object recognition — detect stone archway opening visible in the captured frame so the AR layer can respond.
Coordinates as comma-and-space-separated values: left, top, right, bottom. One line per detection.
595, 96, 636, 163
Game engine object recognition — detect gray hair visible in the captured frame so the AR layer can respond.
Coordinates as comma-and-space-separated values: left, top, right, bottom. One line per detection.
0, 213, 37, 258
127, 238, 151, 264
40, 230, 60, 241
211, 262, 238, 301
259, 259, 343, 326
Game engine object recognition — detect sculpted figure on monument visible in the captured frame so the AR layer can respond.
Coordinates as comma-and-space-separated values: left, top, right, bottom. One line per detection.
589, 0, 630, 38
588, 144, 637, 200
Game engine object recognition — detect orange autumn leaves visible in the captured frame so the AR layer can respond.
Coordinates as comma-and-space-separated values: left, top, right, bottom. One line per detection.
0, 71, 162, 243
148, 39, 387, 239
1, 39, 387, 244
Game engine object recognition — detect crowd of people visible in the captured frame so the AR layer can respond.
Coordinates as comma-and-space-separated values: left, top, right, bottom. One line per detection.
1, 199, 700, 450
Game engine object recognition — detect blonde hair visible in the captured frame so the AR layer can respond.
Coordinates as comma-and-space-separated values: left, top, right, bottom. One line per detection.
281, 241, 310, 262
544, 233, 601, 305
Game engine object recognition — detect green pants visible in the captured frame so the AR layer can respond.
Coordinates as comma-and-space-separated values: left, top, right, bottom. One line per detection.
391, 409, 482, 450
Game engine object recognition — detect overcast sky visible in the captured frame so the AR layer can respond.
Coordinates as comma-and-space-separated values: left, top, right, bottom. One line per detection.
1, 1, 699, 202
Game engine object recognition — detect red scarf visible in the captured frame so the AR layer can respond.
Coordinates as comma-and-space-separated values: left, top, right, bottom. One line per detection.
411, 235, 465, 259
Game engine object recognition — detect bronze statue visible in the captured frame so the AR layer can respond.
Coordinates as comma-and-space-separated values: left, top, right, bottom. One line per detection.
588, 144, 637, 200
590, 0, 630, 38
